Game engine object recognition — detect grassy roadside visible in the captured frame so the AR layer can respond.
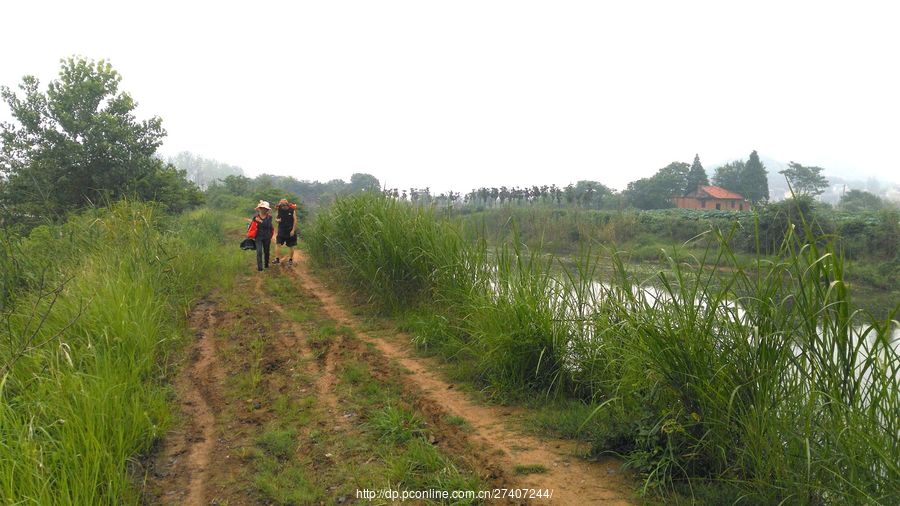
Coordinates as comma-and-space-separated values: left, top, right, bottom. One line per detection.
0, 201, 242, 504
307, 194, 899, 504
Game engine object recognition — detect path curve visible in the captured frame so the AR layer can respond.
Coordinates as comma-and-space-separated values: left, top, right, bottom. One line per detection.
290, 253, 633, 505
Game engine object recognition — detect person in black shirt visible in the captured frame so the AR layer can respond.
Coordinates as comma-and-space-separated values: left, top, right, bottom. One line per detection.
273, 198, 298, 266
251, 200, 274, 271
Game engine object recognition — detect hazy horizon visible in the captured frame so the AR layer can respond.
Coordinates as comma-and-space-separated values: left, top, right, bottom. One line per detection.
3, 1, 899, 194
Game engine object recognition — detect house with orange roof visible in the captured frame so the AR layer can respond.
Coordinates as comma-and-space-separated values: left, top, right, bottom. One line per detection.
674, 185, 749, 211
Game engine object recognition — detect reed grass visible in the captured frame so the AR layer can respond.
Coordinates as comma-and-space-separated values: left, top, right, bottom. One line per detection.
0, 201, 240, 504
309, 193, 899, 504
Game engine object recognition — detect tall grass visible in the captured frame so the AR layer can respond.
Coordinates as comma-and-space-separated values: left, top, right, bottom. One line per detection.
309, 194, 899, 503
0, 201, 239, 504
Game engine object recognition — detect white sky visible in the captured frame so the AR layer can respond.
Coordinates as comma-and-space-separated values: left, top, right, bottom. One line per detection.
2, 0, 899, 192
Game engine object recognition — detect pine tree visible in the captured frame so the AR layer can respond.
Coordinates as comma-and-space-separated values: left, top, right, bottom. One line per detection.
741, 150, 770, 206
685, 154, 709, 194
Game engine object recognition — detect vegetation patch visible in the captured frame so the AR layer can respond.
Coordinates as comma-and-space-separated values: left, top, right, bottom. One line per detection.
0, 203, 241, 503
308, 193, 900, 503
513, 464, 548, 475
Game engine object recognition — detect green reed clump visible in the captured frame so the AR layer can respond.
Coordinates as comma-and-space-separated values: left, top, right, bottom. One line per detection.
0, 201, 239, 504
309, 194, 899, 503
308, 194, 573, 394
307, 193, 473, 311
461, 242, 576, 394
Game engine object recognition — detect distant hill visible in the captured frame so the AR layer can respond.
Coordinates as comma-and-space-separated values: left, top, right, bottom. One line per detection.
706, 154, 900, 204
165, 151, 245, 190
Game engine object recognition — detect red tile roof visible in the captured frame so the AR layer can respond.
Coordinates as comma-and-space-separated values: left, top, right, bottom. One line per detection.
699, 185, 745, 200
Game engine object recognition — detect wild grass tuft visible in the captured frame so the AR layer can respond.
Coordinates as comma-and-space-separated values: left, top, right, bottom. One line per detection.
369, 405, 426, 444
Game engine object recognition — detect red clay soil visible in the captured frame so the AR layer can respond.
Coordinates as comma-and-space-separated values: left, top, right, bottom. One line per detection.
290, 252, 633, 505
144, 299, 223, 505
145, 252, 634, 505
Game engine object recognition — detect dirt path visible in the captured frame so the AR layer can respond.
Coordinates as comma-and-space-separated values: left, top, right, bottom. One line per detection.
290, 252, 633, 505
146, 299, 222, 506
146, 253, 633, 504
263, 274, 344, 423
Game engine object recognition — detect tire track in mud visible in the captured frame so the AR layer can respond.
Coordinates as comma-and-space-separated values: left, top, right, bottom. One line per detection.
258, 275, 345, 423
288, 253, 634, 505
148, 299, 222, 506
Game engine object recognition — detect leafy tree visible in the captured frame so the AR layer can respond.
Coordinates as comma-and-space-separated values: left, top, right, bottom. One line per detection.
712, 160, 745, 194
655, 161, 691, 195
779, 162, 829, 197
573, 180, 614, 208
349, 173, 380, 192
685, 154, 709, 194
838, 189, 887, 212
742, 150, 769, 205
624, 177, 663, 210
710, 152, 768, 206
221, 174, 252, 196
0, 57, 200, 221
625, 161, 690, 209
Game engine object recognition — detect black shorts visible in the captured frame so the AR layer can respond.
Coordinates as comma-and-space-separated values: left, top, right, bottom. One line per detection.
276, 232, 297, 247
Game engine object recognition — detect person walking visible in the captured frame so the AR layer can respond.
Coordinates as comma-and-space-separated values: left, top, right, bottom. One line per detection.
273, 198, 298, 266
250, 200, 275, 271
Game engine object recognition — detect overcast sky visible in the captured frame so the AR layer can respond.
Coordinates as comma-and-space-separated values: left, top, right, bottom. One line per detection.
2, 1, 899, 192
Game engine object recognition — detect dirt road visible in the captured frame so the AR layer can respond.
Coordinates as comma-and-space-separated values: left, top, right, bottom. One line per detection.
145, 251, 633, 504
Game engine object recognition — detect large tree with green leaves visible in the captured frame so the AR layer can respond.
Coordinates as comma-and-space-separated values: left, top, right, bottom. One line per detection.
712, 160, 745, 194
779, 162, 829, 197
625, 161, 690, 209
711, 152, 769, 207
0, 57, 200, 221
349, 173, 381, 192
685, 154, 709, 194
573, 180, 614, 208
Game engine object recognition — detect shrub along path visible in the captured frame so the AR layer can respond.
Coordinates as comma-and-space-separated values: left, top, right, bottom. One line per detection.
145, 249, 633, 504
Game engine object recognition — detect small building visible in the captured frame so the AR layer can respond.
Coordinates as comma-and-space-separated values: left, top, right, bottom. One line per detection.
674, 185, 749, 211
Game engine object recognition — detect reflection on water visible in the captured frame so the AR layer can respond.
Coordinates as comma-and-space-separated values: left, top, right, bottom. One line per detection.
490, 275, 900, 368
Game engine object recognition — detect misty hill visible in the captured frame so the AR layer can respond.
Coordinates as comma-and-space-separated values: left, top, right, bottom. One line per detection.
707, 154, 900, 204
166, 151, 245, 190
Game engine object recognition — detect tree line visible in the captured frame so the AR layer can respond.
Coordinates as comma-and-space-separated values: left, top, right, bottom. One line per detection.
1, 57, 888, 229
203, 171, 381, 211
380, 150, 847, 211
0, 57, 386, 229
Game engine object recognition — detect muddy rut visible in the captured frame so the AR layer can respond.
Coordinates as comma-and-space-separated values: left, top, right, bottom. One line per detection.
290, 253, 633, 505
148, 255, 633, 504
263, 274, 343, 423
147, 299, 222, 506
